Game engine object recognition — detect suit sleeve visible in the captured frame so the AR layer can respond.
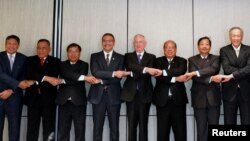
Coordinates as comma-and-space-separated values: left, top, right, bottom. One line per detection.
155, 58, 187, 83
220, 47, 250, 79
125, 54, 155, 79
60, 62, 88, 85
189, 57, 220, 84
0, 68, 19, 90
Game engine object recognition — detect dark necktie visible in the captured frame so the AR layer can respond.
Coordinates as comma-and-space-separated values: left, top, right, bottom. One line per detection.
168, 59, 172, 69
137, 54, 141, 64
106, 54, 110, 66
40, 58, 45, 66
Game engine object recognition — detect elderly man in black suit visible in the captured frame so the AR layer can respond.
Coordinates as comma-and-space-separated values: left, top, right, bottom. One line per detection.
153, 40, 188, 141
214, 27, 250, 125
185, 36, 221, 141
121, 34, 161, 141
56, 43, 98, 141
0, 35, 32, 141
88, 33, 130, 141
24, 39, 61, 141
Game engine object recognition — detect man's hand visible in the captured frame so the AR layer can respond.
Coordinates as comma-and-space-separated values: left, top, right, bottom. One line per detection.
211, 75, 222, 83
184, 72, 196, 81
176, 75, 189, 82
221, 74, 234, 83
0, 89, 13, 100
44, 76, 61, 86
114, 71, 129, 78
145, 68, 162, 76
85, 76, 99, 84
18, 80, 31, 89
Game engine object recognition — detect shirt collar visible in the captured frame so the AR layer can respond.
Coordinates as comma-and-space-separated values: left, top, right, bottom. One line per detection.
103, 50, 113, 57
200, 54, 208, 59
232, 44, 241, 51
7, 52, 16, 58
136, 51, 144, 57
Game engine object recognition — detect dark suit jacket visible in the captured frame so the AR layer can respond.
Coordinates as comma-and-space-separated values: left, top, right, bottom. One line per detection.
0, 51, 26, 102
153, 56, 188, 107
24, 55, 60, 106
88, 51, 124, 105
121, 51, 156, 103
220, 44, 250, 101
188, 54, 221, 108
56, 60, 88, 106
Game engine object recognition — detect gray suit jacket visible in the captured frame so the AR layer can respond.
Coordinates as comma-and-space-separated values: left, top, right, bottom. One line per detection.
88, 51, 124, 104
220, 44, 250, 101
188, 54, 221, 108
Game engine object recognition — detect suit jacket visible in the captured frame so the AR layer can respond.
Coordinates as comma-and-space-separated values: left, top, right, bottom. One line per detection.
56, 60, 88, 106
88, 51, 124, 105
188, 54, 221, 108
24, 55, 60, 106
153, 56, 188, 107
121, 51, 156, 103
220, 44, 250, 102
0, 51, 26, 103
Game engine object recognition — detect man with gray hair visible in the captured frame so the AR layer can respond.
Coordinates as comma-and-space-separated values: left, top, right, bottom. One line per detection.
215, 27, 250, 125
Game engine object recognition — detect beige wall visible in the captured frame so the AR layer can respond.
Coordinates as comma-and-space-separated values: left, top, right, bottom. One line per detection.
1, 0, 250, 140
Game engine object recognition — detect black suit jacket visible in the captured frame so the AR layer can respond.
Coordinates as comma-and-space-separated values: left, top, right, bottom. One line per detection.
121, 51, 156, 103
220, 44, 250, 101
188, 54, 221, 108
56, 60, 88, 106
24, 55, 60, 106
0, 51, 26, 102
88, 51, 124, 105
153, 56, 188, 107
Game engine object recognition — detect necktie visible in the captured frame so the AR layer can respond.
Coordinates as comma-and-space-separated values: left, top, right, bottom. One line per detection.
9, 54, 14, 70
106, 54, 110, 66
168, 60, 172, 69
40, 58, 45, 66
137, 54, 141, 64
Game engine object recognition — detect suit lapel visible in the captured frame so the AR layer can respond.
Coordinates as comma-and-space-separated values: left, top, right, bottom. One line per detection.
3, 52, 12, 72
99, 51, 109, 69
237, 45, 246, 63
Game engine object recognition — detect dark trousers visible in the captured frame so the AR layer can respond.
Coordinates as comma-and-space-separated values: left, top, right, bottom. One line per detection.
92, 91, 121, 141
26, 102, 56, 141
126, 94, 151, 141
0, 95, 22, 141
223, 89, 250, 125
156, 101, 187, 141
57, 101, 86, 141
194, 106, 220, 141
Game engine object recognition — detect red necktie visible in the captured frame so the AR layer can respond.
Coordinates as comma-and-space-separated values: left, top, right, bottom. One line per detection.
40, 58, 45, 66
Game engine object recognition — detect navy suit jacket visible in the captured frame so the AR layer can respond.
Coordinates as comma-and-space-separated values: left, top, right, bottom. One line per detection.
0, 51, 26, 104
88, 51, 124, 105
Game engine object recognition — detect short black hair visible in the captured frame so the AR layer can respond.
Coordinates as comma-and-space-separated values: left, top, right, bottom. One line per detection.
197, 36, 211, 46
37, 39, 50, 46
6, 35, 20, 44
66, 43, 82, 52
102, 33, 115, 41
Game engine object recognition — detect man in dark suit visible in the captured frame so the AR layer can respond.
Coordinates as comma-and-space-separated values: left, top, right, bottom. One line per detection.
24, 39, 61, 141
153, 40, 188, 141
56, 43, 98, 141
185, 37, 221, 141
216, 27, 250, 125
88, 33, 129, 141
121, 34, 160, 141
0, 35, 32, 141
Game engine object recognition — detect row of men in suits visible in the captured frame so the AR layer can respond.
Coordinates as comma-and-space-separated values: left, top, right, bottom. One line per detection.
1, 26, 250, 141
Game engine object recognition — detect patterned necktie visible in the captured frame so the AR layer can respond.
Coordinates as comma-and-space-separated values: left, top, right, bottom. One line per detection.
106, 54, 110, 66
9, 54, 14, 70
137, 54, 141, 64
40, 58, 45, 66
168, 59, 172, 70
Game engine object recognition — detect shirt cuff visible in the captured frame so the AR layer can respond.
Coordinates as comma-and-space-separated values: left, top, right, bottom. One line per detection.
41, 76, 45, 82
163, 70, 167, 76
171, 77, 176, 83
142, 67, 146, 74
78, 75, 85, 81
209, 77, 212, 83
112, 72, 115, 77
130, 72, 133, 77
196, 71, 200, 77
